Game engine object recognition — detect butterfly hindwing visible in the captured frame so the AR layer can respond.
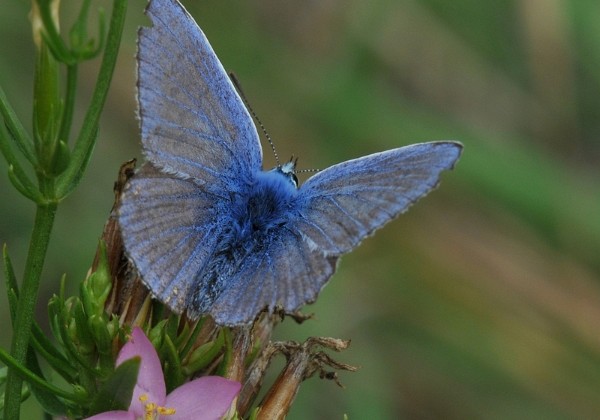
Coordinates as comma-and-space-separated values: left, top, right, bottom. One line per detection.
138, 0, 262, 190
295, 142, 463, 256
208, 227, 338, 325
119, 164, 225, 312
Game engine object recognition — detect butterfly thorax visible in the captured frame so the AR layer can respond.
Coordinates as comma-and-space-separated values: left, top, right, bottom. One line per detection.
240, 169, 298, 237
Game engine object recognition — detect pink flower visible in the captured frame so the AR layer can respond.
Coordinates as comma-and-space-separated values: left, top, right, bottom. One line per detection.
86, 327, 240, 420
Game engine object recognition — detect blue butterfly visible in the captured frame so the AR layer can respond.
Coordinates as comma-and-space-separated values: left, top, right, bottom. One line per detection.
118, 0, 463, 326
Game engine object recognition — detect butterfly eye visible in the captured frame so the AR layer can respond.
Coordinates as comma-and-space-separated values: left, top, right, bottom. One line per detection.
290, 173, 299, 188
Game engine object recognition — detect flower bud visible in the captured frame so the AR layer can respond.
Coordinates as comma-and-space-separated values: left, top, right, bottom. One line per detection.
82, 241, 112, 318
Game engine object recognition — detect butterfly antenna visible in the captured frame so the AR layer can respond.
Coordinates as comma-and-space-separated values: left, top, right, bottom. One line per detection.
229, 72, 280, 166
296, 167, 320, 174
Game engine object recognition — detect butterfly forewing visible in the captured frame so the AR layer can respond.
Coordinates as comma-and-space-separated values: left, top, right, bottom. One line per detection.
138, 0, 262, 188
296, 142, 462, 256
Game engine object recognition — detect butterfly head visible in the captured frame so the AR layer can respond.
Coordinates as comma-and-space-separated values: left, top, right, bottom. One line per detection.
272, 156, 299, 188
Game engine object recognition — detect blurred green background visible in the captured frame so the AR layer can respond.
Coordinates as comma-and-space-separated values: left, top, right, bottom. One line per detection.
2, 0, 600, 418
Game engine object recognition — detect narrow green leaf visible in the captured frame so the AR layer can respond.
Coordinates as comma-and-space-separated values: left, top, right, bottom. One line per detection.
248, 407, 260, 420
57, 300, 97, 375
56, 0, 128, 198
3, 249, 19, 328
162, 334, 183, 393
3, 244, 18, 297
97, 317, 120, 373
216, 328, 234, 377
35, 0, 74, 64
55, 126, 97, 199
30, 331, 77, 384
88, 314, 113, 357
165, 313, 180, 342
48, 295, 65, 347
88, 357, 140, 415
25, 348, 70, 416
84, 9, 107, 60
70, 0, 107, 61
8, 287, 75, 384
7, 166, 44, 203
179, 317, 206, 359
0, 85, 35, 164
69, 0, 92, 51
67, 297, 96, 360
33, 38, 61, 166
39, 30, 73, 64
183, 329, 226, 375
0, 347, 84, 403
147, 319, 167, 349
58, 64, 78, 144
0, 123, 42, 203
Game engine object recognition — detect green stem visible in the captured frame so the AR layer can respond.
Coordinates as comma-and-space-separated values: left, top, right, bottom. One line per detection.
4, 203, 57, 420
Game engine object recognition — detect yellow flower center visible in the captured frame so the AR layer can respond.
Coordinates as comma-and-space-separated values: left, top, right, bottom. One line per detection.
139, 393, 176, 419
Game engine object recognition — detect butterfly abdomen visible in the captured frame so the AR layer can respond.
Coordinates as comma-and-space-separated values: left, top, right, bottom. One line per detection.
188, 241, 242, 316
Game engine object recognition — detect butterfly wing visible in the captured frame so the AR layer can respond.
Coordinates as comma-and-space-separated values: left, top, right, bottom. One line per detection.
119, 164, 223, 313
138, 0, 262, 189
207, 226, 338, 325
295, 141, 463, 255
121, 0, 264, 316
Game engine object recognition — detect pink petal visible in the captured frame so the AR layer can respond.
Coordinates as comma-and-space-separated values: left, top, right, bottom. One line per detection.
164, 376, 241, 420
84, 410, 135, 420
116, 327, 167, 415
